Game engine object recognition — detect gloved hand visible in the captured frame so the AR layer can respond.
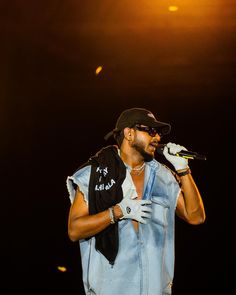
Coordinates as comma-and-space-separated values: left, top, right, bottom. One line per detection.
118, 198, 152, 224
163, 142, 189, 171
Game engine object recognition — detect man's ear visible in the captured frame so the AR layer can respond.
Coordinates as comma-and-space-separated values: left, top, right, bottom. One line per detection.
123, 127, 132, 141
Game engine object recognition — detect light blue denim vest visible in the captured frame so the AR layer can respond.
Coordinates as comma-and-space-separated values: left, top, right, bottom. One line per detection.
66, 159, 180, 295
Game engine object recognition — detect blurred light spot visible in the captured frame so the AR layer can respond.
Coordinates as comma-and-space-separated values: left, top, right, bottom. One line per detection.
168, 6, 178, 12
95, 66, 103, 75
57, 266, 67, 272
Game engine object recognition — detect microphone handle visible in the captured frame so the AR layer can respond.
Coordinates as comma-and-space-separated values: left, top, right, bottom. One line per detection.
157, 144, 207, 160
176, 150, 207, 160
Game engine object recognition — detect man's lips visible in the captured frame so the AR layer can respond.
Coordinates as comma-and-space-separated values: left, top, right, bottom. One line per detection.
150, 141, 158, 148
149, 142, 158, 151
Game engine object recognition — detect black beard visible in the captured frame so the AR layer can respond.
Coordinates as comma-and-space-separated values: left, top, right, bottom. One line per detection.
132, 142, 154, 162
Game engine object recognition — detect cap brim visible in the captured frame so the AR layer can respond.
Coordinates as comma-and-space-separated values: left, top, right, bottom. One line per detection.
152, 121, 171, 136
137, 117, 171, 136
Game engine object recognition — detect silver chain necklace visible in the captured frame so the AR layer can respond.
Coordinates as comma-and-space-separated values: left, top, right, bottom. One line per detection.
125, 162, 146, 175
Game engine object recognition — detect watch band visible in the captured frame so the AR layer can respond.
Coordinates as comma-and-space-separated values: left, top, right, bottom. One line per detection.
109, 207, 115, 224
177, 168, 191, 177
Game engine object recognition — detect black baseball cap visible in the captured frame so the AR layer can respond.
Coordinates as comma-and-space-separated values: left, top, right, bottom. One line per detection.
104, 107, 171, 140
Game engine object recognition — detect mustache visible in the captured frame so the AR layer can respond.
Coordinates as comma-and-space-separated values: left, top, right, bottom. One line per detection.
150, 140, 159, 147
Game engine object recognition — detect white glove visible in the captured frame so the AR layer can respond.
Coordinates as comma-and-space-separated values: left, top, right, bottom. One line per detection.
118, 198, 152, 224
163, 142, 189, 171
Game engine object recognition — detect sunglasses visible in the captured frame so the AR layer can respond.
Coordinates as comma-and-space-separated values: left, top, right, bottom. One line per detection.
133, 124, 163, 137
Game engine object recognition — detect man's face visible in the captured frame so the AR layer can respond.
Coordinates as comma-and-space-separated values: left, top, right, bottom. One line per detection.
130, 125, 161, 162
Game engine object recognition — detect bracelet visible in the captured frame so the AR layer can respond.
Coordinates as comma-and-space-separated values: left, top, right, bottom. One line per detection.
108, 207, 115, 224
112, 206, 118, 222
177, 168, 191, 177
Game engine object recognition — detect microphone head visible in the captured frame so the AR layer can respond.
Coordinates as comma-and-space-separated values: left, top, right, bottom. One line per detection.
195, 154, 207, 161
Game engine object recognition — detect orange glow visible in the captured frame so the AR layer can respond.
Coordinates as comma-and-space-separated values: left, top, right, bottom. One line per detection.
168, 5, 179, 12
95, 66, 103, 75
57, 266, 67, 272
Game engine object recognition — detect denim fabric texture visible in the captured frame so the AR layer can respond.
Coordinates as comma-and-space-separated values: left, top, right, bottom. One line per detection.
66, 158, 180, 295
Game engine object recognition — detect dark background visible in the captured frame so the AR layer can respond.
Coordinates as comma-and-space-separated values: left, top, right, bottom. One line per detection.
1, 1, 235, 294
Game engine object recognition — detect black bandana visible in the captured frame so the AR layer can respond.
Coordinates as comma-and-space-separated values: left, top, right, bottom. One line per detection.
87, 145, 126, 264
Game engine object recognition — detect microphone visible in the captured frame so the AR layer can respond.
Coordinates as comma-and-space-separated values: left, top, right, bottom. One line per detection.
156, 144, 207, 160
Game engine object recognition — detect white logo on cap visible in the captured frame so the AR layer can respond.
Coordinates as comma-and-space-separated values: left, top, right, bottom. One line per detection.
148, 113, 155, 119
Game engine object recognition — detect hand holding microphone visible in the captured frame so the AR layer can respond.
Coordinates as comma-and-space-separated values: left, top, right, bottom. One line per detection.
157, 143, 207, 161
162, 142, 189, 171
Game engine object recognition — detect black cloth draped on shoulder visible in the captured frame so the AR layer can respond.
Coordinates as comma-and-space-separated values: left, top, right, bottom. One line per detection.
83, 145, 126, 264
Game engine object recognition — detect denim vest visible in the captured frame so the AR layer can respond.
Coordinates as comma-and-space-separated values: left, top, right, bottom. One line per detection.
66, 159, 180, 295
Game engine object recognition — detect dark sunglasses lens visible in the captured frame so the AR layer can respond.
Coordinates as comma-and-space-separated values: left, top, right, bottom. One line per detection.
135, 125, 162, 137
148, 128, 157, 137
157, 129, 163, 137
149, 128, 163, 137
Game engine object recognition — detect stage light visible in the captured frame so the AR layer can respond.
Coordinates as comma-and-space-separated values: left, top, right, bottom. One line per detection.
168, 5, 179, 12
95, 66, 103, 75
57, 266, 67, 272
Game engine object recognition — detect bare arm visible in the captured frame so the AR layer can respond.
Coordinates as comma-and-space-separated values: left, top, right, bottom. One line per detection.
162, 142, 206, 224
68, 187, 122, 241
176, 172, 206, 225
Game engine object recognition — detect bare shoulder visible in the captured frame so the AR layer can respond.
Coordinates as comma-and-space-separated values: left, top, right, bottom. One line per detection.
70, 186, 89, 218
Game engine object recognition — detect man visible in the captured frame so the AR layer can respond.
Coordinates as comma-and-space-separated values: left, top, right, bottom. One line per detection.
66, 107, 206, 295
